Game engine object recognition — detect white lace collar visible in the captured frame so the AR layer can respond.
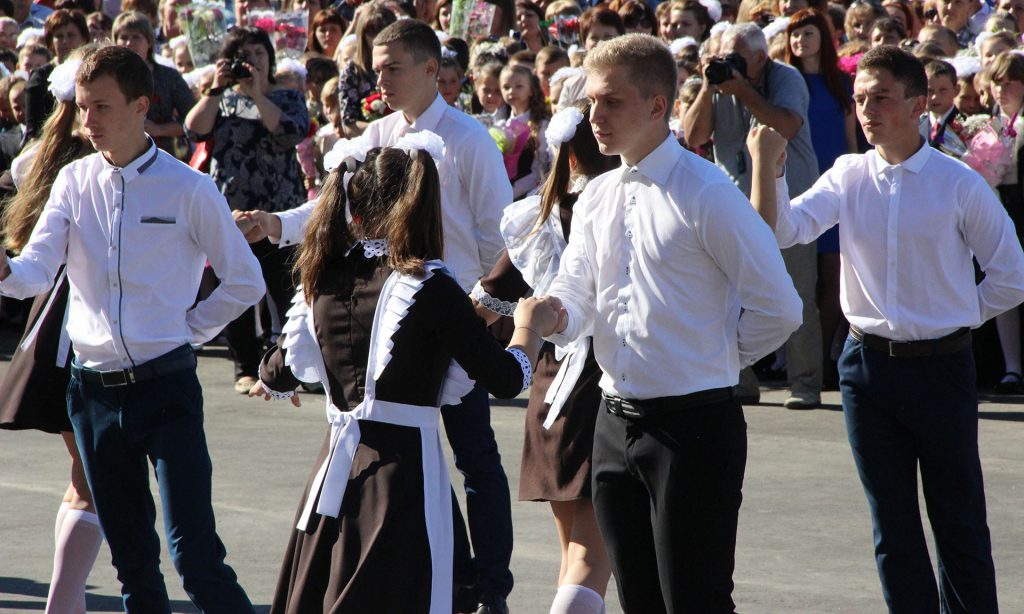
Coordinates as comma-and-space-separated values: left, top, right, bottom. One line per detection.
569, 176, 591, 194
345, 239, 389, 258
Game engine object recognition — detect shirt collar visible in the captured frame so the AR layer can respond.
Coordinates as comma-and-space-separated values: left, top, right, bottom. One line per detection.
873, 139, 931, 179
99, 138, 160, 184
620, 134, 682, 187
404, 93, 447, 134
931, 107, 954, 125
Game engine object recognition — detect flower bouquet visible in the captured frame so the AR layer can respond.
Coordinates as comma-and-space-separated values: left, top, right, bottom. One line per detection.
178, 1, 226, 68
361, 92, 393, 122
489, 119, 531, 181
544, 15, 579, 48
248, 10, 308, 60
449, 0, 496, 40
960, 114, 1015, 187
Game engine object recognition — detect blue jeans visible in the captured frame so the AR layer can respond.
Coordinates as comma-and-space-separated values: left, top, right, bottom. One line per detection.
441, 384, 514, 601
68, 351, 254, 613
839, 336, 998, 614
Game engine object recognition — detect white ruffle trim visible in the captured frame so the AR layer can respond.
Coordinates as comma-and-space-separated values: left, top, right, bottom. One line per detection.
500, 195, 566, 295
471, 282, 519, 317
260, 381, 296, 400
507, 347, 532, 394
370, 262, 477, 404
281, 287, 323, 384
362, 239, 388, 257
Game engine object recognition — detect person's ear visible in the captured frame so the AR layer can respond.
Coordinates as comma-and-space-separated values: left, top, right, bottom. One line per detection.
135, 95, 150, 117
425, 57, 439, 79
910, 93, 927, 117
650, 93, 669, 122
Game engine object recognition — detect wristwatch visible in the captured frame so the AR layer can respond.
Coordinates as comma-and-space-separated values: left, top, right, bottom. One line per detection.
203, 85, 227, 97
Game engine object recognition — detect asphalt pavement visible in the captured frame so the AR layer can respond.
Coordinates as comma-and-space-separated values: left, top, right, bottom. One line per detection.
1, 334, 1022, 613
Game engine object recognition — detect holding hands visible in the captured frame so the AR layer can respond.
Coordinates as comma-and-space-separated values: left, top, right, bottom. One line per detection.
514, 296, 568, 337
247, 379, 302, 407
232, 209, 283, 244
747, 125, 788, 178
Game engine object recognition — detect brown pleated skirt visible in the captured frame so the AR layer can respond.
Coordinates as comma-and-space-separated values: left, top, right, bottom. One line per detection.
0, 274, 72, 434
271, 419, 434, 614
518, 342, 603, 502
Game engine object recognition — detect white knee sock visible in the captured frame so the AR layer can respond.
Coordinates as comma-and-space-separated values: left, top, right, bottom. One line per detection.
46, 505, 103, 614
550, 584, 605, 614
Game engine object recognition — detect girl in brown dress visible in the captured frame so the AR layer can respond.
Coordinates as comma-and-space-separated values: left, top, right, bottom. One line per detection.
470, 103, 620, 614
0, 48, 104, 613
251, 136, 559, 614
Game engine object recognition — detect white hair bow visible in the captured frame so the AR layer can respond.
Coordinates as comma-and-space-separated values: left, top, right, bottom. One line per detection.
698, 0, 722, 23
394, 130, 446, 166
47, 59, 83, 103
324, 136, 373, 174
545, 106, 584, 154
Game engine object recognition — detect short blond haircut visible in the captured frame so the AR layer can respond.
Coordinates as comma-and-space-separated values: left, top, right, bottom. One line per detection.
583, 33, 678, 105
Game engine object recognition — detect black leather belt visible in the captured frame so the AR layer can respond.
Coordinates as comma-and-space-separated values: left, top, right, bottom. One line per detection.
71, 345, 197, 387
849, 325, 971, 358
602, 387, 735, 419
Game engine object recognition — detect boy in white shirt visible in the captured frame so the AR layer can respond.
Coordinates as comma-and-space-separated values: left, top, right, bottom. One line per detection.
0, 46, 264, 613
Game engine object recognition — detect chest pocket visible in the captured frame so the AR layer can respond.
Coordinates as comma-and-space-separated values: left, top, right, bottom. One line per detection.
140, 216, 177, 225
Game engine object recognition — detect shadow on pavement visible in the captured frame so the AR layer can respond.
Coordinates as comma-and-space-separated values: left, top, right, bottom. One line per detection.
0, 577, 270, 613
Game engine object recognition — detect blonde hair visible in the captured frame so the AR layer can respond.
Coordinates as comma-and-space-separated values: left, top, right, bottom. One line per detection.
584, 33, 677, 104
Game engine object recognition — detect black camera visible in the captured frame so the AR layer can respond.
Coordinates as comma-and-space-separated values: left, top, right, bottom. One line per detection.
704, 53, 748, 86
229, 57, 251, 79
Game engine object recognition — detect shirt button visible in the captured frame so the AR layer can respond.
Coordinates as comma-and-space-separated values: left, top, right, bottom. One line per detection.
626, 230, 633, 239
621, 374, 627, 381
621, 339, 627, 347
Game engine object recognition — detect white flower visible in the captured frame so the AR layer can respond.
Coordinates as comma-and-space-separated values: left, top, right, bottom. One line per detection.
47, 59, 83, 103
324, 136, 372, 173
545, 106, 584, 153
394, 130, 446, 165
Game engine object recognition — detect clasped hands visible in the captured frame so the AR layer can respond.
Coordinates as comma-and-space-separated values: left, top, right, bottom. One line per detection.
514, 296, 568, 337
232, 210, 282, 244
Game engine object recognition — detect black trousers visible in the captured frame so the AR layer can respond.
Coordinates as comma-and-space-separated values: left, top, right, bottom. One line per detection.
226, 240, 296, 378
592, 395, 747, 614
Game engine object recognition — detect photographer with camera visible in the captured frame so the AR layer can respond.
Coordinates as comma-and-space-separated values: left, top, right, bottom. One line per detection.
185, 26, 310, 394
683, 22, 824, 409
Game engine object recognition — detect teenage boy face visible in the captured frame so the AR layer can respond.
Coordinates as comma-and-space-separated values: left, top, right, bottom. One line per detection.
373, 41, 439, 112
586, 64, 666, 158
853, 67, 926, 148
927, 73, 958, 114
76, 75, 149, 155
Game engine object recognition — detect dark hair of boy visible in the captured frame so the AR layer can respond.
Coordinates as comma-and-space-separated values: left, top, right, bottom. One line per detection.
858, 44, 927, 98
374, 18, 442, 63
924, 58, 957, 83
76, 44, 154, 101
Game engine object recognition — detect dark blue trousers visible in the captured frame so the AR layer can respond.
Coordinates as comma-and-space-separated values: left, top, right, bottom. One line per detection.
68, 350, 254, 614
839, 337, 998, 614
441, 384, 514, 601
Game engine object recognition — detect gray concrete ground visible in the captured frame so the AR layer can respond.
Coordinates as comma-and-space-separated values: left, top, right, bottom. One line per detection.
1, 336, 1022, 613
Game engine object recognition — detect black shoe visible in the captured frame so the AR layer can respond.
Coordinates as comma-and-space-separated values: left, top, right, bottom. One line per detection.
475, 596, 509, 614
452, 583, 478, 613
995, 371, 1023, 394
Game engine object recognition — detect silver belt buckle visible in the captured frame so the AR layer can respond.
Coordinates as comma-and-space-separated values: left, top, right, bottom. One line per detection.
887, 340, 911, 357
100, 368, 134, 387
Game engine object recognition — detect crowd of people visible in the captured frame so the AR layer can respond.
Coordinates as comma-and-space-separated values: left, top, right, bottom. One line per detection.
0, 0, 1023, 612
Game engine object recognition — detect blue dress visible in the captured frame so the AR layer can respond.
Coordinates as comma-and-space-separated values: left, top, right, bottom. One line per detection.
805, 73, 850, 253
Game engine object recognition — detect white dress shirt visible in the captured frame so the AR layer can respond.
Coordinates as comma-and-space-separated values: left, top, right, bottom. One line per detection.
774, 142, 1024, 341
277, 94, 512, 291
547, 135, 803, 399
0, 141, 265, 370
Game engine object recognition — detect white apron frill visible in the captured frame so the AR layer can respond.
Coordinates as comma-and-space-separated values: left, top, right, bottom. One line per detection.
279, 260, 474, 614
498, 195, 590, 429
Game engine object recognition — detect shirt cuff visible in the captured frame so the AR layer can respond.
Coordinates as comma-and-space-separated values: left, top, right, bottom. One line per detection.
261, 380, 296, 400
471, 281, 519, 317
277, 206, 311, 247
506, 347, 532, 394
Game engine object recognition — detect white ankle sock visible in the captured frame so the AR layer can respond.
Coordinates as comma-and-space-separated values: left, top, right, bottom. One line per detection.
550, 584, 605, 614
45, 506, 103, 614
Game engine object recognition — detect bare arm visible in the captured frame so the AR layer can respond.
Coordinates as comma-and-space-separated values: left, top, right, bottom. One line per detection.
746, 125, 788, 230
682, 80, 715, 148
727, 78, 803, 140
